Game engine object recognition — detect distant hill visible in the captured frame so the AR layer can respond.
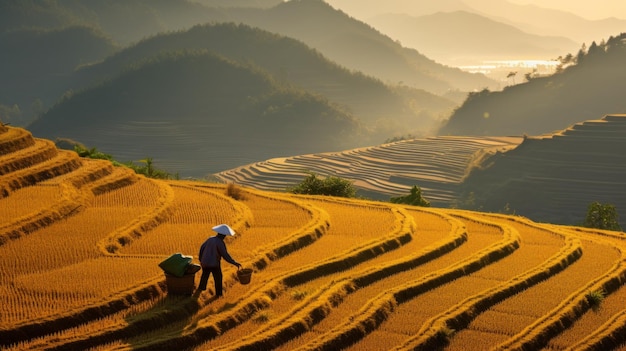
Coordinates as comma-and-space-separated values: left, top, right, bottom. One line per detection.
204, 0, 497, 94
367, 11, 579, 66
1, 0, 496, 96
0, 0, 479, 132
215, 114, 626, 228
71, 22, 455, 138
27, 51, 364, 176
0, 25, 118, 126
438, 33, 626, 136
327, 0, 626, 54
22, 22, 459, 178
193, 0, 282, 7
0, 0, 213, 46
466, 0, 626, 49
326, 0, 473, 21
459, 114, 626, 228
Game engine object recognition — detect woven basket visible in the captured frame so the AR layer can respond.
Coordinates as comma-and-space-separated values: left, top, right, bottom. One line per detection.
237, 268, 253, 285
165, 272, 196, 295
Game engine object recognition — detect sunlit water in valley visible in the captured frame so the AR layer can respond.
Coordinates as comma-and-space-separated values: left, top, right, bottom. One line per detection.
459, 59, 560, 87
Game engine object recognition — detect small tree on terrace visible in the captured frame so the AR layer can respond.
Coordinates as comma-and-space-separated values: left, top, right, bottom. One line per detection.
583, 201, 622, 231
288, 172, 356, 198
390, 185, 431, 207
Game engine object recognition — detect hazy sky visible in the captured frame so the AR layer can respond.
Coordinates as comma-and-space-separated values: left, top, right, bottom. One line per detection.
326, 0, 626, 21
507, 0, 626, 20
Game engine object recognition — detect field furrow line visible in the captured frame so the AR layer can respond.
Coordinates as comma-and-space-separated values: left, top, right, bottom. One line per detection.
0, 149, 82, 197
434, 215, 621, 351
0, 127, 35, 155
195, 185, 332, 270
0, 160, 139, 247
394, 213, 583, 351
207, 208, 463, 351
112, 197, 412, 350
565, 309, 626, 351
0, 177, 172, 346
0, 183, 89, 246
31, 184, 329, 351
284, 210, 518, 351
118, 182, 253, 257
87, 165, 140, 195
41, 158, 114, 188
493, 234, 623, 351
96, 176, 175, 254
538, 227, 626, 351
0, 139, 58, 175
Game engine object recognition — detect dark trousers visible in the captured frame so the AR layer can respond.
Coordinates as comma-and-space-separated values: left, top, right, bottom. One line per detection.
198, 266, 223, 296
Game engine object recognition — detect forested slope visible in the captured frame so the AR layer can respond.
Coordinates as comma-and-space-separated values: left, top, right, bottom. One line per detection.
439, 33, 626, 136
27, 51, 363, 176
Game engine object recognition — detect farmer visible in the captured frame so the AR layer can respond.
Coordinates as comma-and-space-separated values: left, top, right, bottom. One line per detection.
197, 224, 241, 297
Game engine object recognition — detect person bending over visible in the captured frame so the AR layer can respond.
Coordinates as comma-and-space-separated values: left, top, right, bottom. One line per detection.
197, 224, 241, 296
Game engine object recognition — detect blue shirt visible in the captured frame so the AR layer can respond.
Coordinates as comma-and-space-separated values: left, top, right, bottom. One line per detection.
199, 236, 238, 267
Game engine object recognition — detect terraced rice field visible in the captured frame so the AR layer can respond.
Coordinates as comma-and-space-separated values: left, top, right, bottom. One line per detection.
1, 125, 626, 350
215, 136, 522, 205
460, 114, 626, 227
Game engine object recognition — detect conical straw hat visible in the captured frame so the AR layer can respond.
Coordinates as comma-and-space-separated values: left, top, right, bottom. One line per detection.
212, 224, 236, 236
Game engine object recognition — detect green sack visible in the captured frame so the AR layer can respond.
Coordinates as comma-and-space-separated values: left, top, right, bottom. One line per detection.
159, 253, 193, 277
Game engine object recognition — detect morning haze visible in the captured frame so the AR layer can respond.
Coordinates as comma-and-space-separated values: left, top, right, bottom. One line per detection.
2, 2, 626, 348
1, 0, 625, 227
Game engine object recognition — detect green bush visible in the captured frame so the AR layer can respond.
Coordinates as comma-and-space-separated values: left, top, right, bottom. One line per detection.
124, 158, 177, 180
73, 145, 113, 161
288, 172, 356, 198
390, 185, 430, 207
74, 145, 177, 180
583, 201, 622, 231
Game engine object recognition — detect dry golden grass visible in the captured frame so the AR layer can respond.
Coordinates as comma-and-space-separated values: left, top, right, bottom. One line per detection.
397, 213, 580, 351
0, 177, 166, 328
0, 149, 82, 195
460, 235, 620, 350
0, 183, 63, 218
119, 183, 250, 256
19, 182, 328, 351
533, 226, 626, 351
330, 212, 517, 351
1, 125, 626, 351
192, 198, 417, 351
0, 139, 58, 176
0, 127, 35, 155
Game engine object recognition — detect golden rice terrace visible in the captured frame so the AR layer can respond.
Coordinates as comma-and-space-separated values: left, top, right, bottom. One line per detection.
1, 124, 625, 351
215, 136, 523, 205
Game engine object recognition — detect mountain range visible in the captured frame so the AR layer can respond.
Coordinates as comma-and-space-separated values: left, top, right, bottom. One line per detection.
366, 10, 579, 66
198, 0, 496, 94
26, 20, 466, 175
2, 0, 625, 226
28, 49, 365, 176
327, 0, 626, 52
